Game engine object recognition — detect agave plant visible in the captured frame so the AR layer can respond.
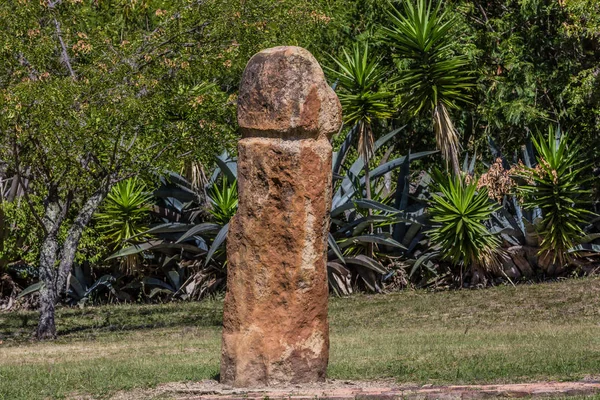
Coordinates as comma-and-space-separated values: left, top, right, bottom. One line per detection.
19, 263, 131, 307
67, 264, 130, 306
382, 0, 473, 175
328, 197, 410, 295
428, 170, 501, 283
106, 154, 236, 300
109, 139, 438, 296
513, 127, 594, 266
329, 125, 438, 293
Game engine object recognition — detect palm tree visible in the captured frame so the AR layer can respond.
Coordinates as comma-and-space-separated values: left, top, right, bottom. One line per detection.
327, 42, 395, 257
382, 0, 473, 175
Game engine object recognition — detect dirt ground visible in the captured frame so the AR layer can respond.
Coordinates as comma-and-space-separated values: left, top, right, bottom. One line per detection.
84, 377, 600, 400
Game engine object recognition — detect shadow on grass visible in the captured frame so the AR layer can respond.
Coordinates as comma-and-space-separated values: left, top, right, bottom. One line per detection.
0, 300, 224, 342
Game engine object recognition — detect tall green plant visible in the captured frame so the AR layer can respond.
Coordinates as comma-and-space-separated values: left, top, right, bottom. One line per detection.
96, 179, 152, 249
327, 43, 395, 257
514, 127, 594, 265
327, 43, 395, 202
382, 0, 473, 175
208, 178, 238, 225
428, 171, 501, 279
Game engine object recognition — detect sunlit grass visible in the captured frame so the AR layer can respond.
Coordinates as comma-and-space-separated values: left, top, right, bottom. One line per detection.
1, 277, 599, 399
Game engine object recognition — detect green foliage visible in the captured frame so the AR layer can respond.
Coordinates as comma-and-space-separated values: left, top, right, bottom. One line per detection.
327, 43, 394, 171
383, 0, 473, 113
67, 264, 130, 306
328, 43, 394, 128
73, 225, 109, 266
106, 167, 230, 299
0, 200, 42, 269
454, 0, 600, 162
0, 0, 351, 248
0, 0, 357, 331
95, 179, 152, 248
514, 127, 594, 264
2, 0, 600, 301
382, 0, 474, 174
329, 126, 438, 293
142, 268, 187, 299
327, 42, 397, 257
428, 171, 501, 270
208, 179, 238, 226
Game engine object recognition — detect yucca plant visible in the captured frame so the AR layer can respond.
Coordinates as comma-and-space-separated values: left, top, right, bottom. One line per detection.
327, 42, 395, 257
382, 0, 473, 175
96, 179, 152, 273
96, 179, 152, 247
327, 42, 395, 202
208, 178, 238, 226
428, 170, 501, 283
513, 127, 594, 266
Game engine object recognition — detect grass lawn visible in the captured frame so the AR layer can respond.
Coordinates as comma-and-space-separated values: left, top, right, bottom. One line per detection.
1, 277, 600, 399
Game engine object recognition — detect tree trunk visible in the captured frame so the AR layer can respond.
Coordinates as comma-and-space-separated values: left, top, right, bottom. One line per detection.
450, 149, 461, 177
56, 189, 108, 293
37, 279, 58, 339
35, 185, 109, 340
36, 229, 60, 340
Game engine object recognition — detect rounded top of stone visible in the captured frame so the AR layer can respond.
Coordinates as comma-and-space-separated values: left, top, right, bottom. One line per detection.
237, 46, 342, 140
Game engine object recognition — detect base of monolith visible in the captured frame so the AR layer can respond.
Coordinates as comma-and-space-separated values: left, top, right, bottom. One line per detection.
220, 137, 331, 387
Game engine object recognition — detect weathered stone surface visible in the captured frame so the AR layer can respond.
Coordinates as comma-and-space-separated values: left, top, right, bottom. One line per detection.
220, 46, 341, 387
237, 46, 342, 140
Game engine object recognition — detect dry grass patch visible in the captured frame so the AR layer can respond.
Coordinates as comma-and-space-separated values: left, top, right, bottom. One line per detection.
1, 277, 600, 399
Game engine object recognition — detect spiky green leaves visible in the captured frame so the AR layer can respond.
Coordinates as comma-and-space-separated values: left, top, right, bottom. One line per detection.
326, 43, 395, 161
383, 0, 473, 113
428, 171, 501, 269
208, 178, 238, 226
95, 179, 152, 248
514, 127, 594, 265
382, 0, 473, 174
327, 43, 394, 120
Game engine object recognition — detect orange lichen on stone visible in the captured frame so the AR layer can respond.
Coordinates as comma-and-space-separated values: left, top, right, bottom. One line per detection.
220, 46, 342, 387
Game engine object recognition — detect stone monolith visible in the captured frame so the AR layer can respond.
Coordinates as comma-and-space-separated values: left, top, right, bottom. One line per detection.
220, 46, 342, 387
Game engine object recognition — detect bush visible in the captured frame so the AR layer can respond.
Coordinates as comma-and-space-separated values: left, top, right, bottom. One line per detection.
428, 170, 501, 283
514, 127, 595, 265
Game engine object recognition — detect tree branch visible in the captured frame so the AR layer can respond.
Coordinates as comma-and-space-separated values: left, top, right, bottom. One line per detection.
55, 179, 112, 293
12, 138, 48, 236
48, 1, 76, 79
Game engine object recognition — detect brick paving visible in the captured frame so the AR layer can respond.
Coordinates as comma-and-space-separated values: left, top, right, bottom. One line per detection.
154, 379, 600, 400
